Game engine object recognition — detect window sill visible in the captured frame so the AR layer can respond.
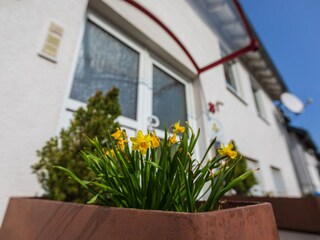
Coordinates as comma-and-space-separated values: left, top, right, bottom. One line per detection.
226, 86, 247, 106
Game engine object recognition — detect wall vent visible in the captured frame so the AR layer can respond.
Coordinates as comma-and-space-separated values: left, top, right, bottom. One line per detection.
38, 22, 64, 63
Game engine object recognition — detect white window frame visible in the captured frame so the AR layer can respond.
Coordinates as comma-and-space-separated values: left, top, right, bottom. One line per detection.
224, 61, 240, 92
220, 46, 244, 100
246, 158, 264, 196
251, 78, 268, 122
60, 12, 196, 140
148, 57, 196, 139
271, 166, 286, 196
63, 13, 150, 132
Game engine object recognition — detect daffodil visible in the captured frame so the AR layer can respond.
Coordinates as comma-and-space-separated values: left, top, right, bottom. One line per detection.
169, 134, 177, 144
173, 121, 185, 134
130, 130, 151, 155
150, 133, 160, 148
218, 142, 237, 159
117, 138, 128, 151
105, 149, 115, 158
111, 128, 124, 140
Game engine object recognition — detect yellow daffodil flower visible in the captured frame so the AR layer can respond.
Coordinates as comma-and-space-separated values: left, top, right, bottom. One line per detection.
105, 149, 115, 158
218, 142, 237, 159
173, 121, 185, 134
130, 130, 151, 155
150, 133, 160, 148
169, 134, 177, 144
111, 128, 123, 140
117, 138, 128, 151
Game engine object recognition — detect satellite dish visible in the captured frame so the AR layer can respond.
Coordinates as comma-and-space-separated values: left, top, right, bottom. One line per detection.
280, 92, 304, 114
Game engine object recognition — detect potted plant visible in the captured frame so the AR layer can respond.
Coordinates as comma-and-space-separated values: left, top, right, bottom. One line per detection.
0, 122, 279, 239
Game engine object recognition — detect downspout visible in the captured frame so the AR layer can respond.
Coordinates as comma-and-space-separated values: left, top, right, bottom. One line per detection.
124, 0, 259, 75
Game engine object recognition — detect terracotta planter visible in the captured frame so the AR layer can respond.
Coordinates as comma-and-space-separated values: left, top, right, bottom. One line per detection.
0, 197, 279, 240
224, 196, 320, 234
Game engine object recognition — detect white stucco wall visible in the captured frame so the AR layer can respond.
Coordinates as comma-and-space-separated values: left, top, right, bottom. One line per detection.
0, 0, 302, 224
212, 63, 301, 196
0, 0, 89, 223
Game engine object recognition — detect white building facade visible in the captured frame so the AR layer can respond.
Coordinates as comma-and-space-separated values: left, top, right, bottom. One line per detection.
0, 0, 302, 223
286, 126, 320, 194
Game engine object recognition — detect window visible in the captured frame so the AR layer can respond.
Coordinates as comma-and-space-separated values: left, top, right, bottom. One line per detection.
246, 159, 263, 196
251, 80, 267, 120
63, 14, 194, 138
224, 60, 238, 92
221, 47, 242, 98
70, 20, 139, 120
152, 65, 187, 130
271, 167, 286, 196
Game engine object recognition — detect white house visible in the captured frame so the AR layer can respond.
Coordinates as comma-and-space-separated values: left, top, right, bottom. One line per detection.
0, 0, 303, 223
286, 125, 320, 195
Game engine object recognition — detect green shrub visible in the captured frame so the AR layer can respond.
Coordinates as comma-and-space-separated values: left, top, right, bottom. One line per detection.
230, 157, 258, 195
32, 88, 121, 203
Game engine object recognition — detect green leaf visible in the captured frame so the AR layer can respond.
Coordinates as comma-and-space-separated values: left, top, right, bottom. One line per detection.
54, 166, 89, 190
87, 192, 101, 204
144, 160, 162, 170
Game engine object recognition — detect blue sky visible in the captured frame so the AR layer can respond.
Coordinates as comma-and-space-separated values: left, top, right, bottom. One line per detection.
240, 0, 320, 150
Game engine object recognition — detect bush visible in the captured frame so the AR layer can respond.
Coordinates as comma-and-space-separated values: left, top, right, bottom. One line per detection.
230, 157, 258, 195
32, 88, 121, 203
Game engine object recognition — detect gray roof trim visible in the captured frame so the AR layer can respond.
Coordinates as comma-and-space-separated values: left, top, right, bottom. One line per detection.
240, 26, 288, 99
287, 125, 318, 152
188, 0, 288, 100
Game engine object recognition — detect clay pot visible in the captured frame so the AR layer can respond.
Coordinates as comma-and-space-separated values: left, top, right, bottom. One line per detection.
0, 197, 279, 240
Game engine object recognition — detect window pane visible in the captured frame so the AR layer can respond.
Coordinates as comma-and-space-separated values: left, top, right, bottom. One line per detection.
252, 86, 266, 119
152, 66, 187, 130
221, 46, 238, 92
246, 159, 263, 196
252, 87, 261, 112
224, 62, 237, 91
271, 167, 286, 196
70, 20, 139, 119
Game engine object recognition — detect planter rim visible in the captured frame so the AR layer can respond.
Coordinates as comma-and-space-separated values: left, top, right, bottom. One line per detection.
7, 196, 270, 216
1, 197, 279, 240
